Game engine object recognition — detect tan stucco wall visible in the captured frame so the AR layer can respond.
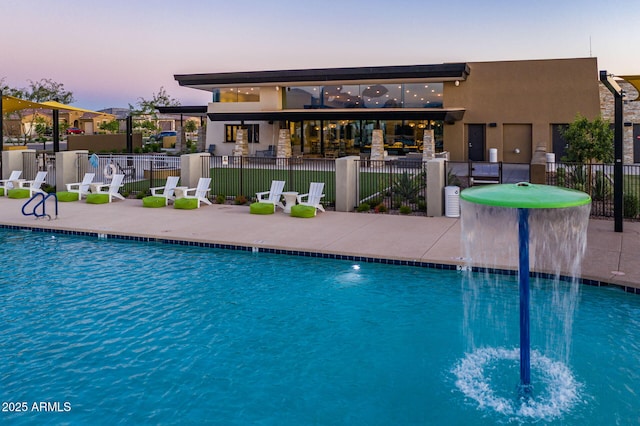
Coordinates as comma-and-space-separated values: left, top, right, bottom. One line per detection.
444, 58, 601, 161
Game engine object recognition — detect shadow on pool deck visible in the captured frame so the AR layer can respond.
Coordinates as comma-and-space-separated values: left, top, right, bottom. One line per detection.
0, 196, 638, 291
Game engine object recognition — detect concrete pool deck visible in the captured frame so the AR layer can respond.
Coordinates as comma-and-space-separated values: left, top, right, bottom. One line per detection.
0, 196, 638, 292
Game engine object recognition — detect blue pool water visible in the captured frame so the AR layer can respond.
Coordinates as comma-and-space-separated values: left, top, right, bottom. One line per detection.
1, 230, 639, 425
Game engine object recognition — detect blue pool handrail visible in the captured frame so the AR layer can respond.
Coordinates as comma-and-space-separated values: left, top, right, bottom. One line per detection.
21, 192, 58, 220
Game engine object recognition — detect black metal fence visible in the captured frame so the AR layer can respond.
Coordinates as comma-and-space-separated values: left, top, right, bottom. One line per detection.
203, 156, 337, 206
355, 159, 427, 213
445, 161, 531, 188
22, 150, 640, 220
78, 153, 182, 196
21, 151, 56, 188
546, 162, 640, 219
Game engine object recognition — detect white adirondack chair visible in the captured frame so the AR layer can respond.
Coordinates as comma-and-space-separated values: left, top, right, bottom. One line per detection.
182, 177, 212, 208
20, 171, 48, 196
296, 182, 325, 215
66, 173, 95, 199
91, 173, 125, 202
0, 170, 22, 196
150, 176, 180, 205
256, 180, 285, 212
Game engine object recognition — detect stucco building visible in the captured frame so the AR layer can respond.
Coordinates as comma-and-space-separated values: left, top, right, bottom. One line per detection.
172, 57, 638, 163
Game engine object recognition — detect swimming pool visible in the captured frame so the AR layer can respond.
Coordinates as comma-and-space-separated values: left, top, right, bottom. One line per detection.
1, 230, 639, 425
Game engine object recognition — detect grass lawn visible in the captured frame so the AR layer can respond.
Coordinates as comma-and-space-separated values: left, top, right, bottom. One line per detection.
209, 167, 337, 203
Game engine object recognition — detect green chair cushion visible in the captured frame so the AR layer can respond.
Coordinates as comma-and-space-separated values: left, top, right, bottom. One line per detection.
143, 196, 166, 208
56, 191, 80, 202
86, 193, 110, 204
291, 204, 316, 218
174, 197, 198, 210
8, 188, 30, 199
249, 202, 274, 215
0, 188, 4, 196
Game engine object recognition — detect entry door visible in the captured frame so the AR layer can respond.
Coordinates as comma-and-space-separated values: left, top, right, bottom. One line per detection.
634, 124, 640, 164
552, 124, 568, 160
467, 124, 485, 161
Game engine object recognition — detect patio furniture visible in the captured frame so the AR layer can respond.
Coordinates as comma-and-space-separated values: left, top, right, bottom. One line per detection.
19, 171, 47, 196
66, 172, 95, 199
296, 182, 325, 215
150, 176, 180, 205
176, 177, 212, 208
255, 180, 285, 212
0, 170, 22, 196
86, 174, 125, 203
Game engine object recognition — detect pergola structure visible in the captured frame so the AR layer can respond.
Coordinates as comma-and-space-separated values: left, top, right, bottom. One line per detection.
0, 93, 111, 154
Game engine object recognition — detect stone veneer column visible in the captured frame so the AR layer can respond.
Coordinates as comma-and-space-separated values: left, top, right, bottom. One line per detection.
232, 128, 249, 157
370, 129, 384, 162
197, 125, 207, 153
600, 81, 640, 164
422, 129, 435, 162
277, 129, 291, 158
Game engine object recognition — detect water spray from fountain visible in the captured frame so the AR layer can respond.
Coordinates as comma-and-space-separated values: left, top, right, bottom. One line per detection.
456, 182, 591, 415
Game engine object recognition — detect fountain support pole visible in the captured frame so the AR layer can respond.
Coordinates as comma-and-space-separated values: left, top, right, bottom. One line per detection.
518, 208, 531, 392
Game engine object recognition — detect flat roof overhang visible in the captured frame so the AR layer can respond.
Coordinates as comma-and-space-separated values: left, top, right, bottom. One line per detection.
156, 106, 208, 115
175, 63, 470, 91
205, 108, 465, 123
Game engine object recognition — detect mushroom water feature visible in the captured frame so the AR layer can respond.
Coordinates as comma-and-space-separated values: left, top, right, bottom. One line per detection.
457, 182, 591, 412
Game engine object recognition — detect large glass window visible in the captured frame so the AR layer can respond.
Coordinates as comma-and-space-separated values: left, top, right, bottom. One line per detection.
322, 85, 362, 108
403, 83, 443, 108
224, 124, 259, 143
304, 120, 321, 154
290, 120, 442, 157
213, 88, 260, 103
284, 86, 321, 109
362, 84, 402, 108
284, 83, 443, 109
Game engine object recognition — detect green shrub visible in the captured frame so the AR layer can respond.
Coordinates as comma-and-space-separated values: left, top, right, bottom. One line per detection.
592, 170, 611, 201
392, 171, 425, 203
623, 193, 640, 218
556, 167, 566, 186
374, 203, 387, 213
42, 184, 56, 194
417, 200, 427, 212
570, 165, 587, 186
216, 194, 226, 204
234, 195, 248, 205
447, 169, 462, 187
357, 203, 370, 212
399, 205, 412, 215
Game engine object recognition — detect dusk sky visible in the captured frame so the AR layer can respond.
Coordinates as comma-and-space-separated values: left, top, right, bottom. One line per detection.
2, 0, 639, 111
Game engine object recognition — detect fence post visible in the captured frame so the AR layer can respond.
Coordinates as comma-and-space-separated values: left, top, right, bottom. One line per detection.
335, 156, 359, 212
55, 150, 88, 191
181, 152, 210, 188
426, 159, 446, 217
530, 145, 547, 184
2, 149, 28, 179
